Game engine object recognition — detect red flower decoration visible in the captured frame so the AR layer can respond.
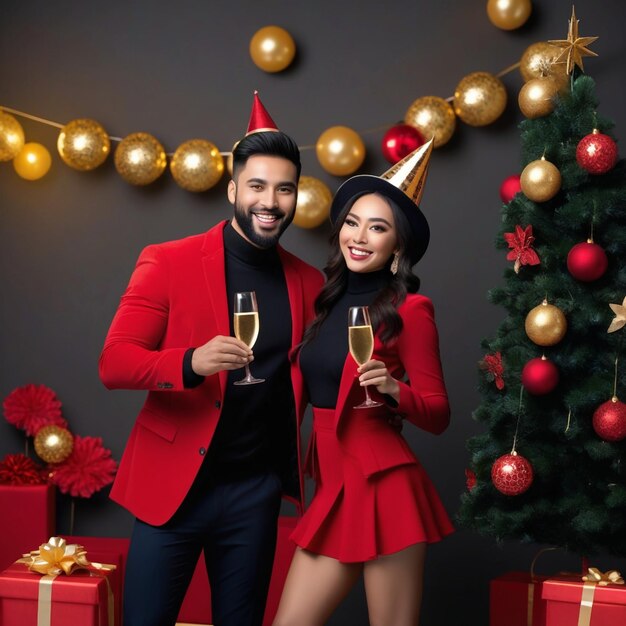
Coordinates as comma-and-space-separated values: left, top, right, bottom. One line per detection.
3, 384, 66, 436
49, 436, 117, 498
480, 352, 505, 390
504, 225, 540, 274
0, 453, 47, 485
465, 468, 477, 491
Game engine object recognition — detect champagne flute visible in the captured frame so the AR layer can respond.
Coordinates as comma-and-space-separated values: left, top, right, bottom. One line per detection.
233, 291, 265, 385
348, 306, 382, 409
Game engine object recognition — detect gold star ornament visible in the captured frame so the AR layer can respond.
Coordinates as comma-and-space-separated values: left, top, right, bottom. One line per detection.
549, 7, 598, 75
608, 296, 626, 334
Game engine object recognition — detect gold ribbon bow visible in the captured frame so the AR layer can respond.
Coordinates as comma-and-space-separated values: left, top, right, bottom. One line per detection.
582, 567, 624, 587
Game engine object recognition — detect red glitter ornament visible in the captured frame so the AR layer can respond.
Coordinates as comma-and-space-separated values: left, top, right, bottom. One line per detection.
576, 130, 618, 175
521, 356, 559, 395
500, 174, 522, 203
592, 397, 626, 442
491, 451, 533, 496
381, 124, 424, 164
567, 240, 608, 282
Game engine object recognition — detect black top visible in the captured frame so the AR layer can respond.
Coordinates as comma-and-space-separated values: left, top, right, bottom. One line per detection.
300, 269, 390, 409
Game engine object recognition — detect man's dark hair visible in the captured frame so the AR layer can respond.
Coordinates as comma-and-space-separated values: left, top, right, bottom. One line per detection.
232, 131, 301, 180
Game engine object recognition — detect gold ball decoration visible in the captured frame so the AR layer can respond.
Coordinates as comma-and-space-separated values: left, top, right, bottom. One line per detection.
520, 157, 561, 202
34, 425, 74, 464
316, 126, 365, 176
486, 0, 532, 31
520, 41, 569, 91
114, 132, 167, 186
404, 96, 456, 148
453, 72, 507, 127
525, 300, 567, 346
13, 143, 52, 180
518, 77, 559, 119
0, 110, 25, 161
249, 26, 296, 73
170, 139, 224, 192
293, 176, 332, 229
57, 118, 110, 171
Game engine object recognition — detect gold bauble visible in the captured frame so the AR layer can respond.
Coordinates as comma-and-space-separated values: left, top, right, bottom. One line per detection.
453, 72, 507, 127
520, 41, 569, 91
170, 139, 224, 192
34, 425, 74, 464
404, 96, 456, 148
525, 300, 567, 346
293, 176, 332, 229
520, 157, 561, 202
518, 77, 558, 119
316, 126, 365, 176
249, 26, 296, 73
486, 0, 532, 30
13, 143, 52, 180
0, 111, 25, 161
57, 118, 110, 171
114, 132, 167, 186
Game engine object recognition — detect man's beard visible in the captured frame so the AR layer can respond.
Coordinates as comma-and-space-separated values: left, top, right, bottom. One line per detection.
233, 201, 294, 249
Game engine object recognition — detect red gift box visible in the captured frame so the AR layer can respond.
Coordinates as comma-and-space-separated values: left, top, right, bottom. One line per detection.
0, 485, 55, 571
0, 560, 118, 626
542, 575, 626, 626
490, 571, 548, 626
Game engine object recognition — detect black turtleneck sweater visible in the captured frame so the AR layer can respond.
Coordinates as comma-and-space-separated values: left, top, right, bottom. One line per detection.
300, 269, 390, 409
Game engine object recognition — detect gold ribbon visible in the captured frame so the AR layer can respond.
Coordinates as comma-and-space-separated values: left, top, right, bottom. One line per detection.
582, 567, 624, 587
577, 567, 624, 626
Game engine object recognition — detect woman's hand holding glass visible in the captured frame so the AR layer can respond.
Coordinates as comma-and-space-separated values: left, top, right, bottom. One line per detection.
357, 360, 400, 403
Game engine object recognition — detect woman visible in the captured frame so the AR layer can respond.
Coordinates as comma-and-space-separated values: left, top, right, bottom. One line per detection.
273, 140, 453, 626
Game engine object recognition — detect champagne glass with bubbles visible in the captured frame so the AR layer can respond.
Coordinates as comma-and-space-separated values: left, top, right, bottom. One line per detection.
233, 291, 265, 385
348, 306, 382, 409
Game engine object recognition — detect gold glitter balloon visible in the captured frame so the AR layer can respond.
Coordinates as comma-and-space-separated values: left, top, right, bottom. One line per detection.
520, 157, 561, 202
453, 72, 507, 127
114, 132, 167, 186
293, 176, 332, 229
316, 126, 365, 176
249, 26, 296, 73
34, 425, 74, 464
170, 139, 224, 192
57, 119, 110, 171
0, 110, 25, 161
486, 0, 532, 31
518, 77, 559, 119
404, 96, 456, 148
13, 142, 52, 180
520, 41, 569, 92
525, 300, 567, 346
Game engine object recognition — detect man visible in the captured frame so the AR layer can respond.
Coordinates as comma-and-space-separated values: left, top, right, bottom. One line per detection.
99, 93, 323, 626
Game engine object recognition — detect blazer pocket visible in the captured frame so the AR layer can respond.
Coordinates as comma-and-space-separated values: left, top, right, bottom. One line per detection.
136, 409, 178, 442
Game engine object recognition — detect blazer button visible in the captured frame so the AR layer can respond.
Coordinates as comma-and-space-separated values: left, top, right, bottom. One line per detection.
214, 400, 221, 409
199, 447, 206, 456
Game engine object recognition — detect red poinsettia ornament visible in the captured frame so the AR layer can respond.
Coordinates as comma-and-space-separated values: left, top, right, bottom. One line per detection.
48, 436, 117, 498
465, 468, 477, 491
480, 352, 505, 390
0, 453, 47, 485
3, 384, 66, 436
504, 225, 540, 274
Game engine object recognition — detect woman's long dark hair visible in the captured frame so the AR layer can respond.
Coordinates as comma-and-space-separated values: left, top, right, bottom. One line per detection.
301, 191, 421, 348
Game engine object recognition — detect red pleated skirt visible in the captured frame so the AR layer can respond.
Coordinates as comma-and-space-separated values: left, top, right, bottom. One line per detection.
290, 407, 454, 563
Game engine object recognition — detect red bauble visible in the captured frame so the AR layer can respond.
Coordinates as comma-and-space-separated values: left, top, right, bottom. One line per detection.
521, 356, 559, 395
567, 241, 608, 282
576, 130, 618, 175
500, 174, 522, 203
381, 124, 424, 164
592, 397, 626, 442
491, 452, 533, 496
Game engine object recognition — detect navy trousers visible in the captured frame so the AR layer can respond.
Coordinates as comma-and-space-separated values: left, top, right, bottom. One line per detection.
123, 471, 282, 626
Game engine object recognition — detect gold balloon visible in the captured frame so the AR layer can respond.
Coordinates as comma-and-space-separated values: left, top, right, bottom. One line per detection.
487, 0, 532, 30
170, 139, 224, 192
114, 132, 167, 186
34, 425, 74, 464
316, 126, 365, 176
520, 157, 561, 202
249, 25, 296, 73
404, 96, 456, 148
525, 300, 567, 346
518, 77, 558, 119
294, 176, 332, 229
0, 110, 25, 161
453, 72, 507, 127
13, 142, 52, 180
520, 41, 569, 91
57, 118, 110, 171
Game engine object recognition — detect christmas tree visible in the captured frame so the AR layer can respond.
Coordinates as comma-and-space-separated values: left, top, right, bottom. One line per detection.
459, 13, 626, 556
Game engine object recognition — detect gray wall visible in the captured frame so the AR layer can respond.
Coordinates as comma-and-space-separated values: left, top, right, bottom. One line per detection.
2, 1, 625, 623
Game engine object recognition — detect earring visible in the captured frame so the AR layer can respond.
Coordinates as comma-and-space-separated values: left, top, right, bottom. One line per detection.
390, 252, 400, 275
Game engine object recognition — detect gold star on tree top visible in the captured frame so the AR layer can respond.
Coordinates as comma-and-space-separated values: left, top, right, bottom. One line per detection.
549, 6, 598, 75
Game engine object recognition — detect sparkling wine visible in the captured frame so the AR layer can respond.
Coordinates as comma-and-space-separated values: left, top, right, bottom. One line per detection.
234, 312, 259, 348
349, 325, 374, 365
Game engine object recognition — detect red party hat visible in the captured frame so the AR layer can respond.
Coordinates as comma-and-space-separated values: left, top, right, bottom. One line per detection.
246, 90, 279, 135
